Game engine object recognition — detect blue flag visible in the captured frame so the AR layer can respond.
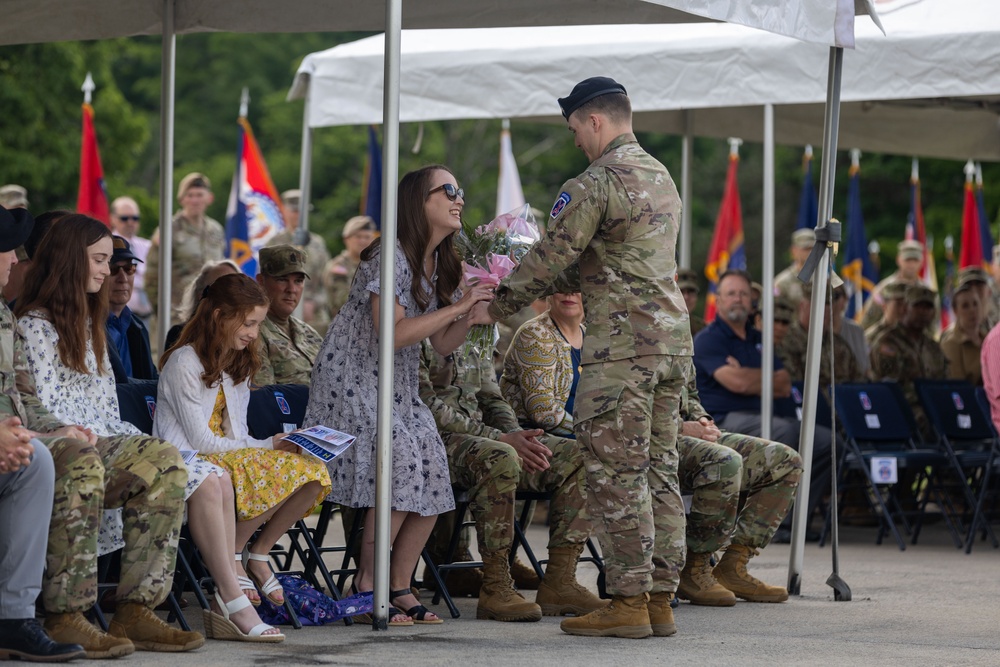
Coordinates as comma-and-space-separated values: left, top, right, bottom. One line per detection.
362, 125, 382, 229
841, 165, 877, 321
796, 149, 818, 230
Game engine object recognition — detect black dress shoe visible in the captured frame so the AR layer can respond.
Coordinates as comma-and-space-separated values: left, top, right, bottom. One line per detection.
0, 618, 87, 662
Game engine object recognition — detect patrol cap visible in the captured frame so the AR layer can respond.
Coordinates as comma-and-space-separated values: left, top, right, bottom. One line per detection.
957, 265, 988, 285
111, 235, 143, 264
750, 281, 763, 297
177, 172, 211, 200
0, 205, 34, 253
773, 296, 795, 323
882, 281, 908, 301
897, 240, 924, 261
0, 184, 27, 209
677, 268, 699, 293
904, 284, 936, 306
258, 244, 309, 279
558, 77, 628, 120
281, 189, 301, 208
343, 215, 376, 239
801, 271, 845, 301
792, 228, 816, 249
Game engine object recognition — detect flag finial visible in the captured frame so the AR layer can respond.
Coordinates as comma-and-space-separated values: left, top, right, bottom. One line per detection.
964, 159, 975, 182
501, 118, 510, 131
975, 162, 983, 186
727, 137, 742, 158
850, 148, 861, 168
239, 87, 250, 118
82, 72, 95, 105
911, 157, 919, 182
804, 144, 813, 158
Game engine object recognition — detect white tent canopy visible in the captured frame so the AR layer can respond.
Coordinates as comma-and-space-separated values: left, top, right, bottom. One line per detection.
289, 0, 998, 161
0, 0, 873, 47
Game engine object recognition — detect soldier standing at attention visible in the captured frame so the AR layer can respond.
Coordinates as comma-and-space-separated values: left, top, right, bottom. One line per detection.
323, 215, 377, 322
253, 245, 322, 386
266, 190, 332, 334
860, 240, 924, 330
677, 269, 705, 336
487, 77, 692, 639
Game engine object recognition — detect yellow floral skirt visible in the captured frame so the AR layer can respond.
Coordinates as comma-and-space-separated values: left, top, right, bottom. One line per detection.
200, 448, 331, 522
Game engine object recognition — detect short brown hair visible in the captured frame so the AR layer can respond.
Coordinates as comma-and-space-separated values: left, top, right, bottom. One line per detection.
572, 92, 632, 125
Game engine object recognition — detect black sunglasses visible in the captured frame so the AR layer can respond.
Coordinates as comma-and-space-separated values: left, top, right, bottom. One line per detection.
117, 215, 140, 222
110, 264, 137, 276
427, 183, 464, 201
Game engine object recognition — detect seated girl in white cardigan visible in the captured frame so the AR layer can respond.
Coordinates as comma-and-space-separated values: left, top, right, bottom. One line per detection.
155, 273, 330, 612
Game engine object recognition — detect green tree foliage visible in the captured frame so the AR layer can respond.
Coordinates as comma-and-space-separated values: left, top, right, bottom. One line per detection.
0, 32, 997, 286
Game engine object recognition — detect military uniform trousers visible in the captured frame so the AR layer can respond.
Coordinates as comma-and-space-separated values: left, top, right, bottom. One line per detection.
575, 355, 687, 598
442, 431, 591, 558
41, 434, 186, 614
679, 432, 802, 555
0, 441, 54, 619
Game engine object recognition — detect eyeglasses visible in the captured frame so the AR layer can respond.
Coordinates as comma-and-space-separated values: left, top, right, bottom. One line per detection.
774, 318, 791, 325
110, 264, 137, 276
116, 215, 140, 222
427, 183, 464, 201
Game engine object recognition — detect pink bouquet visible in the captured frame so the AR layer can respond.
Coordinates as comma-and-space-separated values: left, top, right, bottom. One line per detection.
455, 203, 541, 363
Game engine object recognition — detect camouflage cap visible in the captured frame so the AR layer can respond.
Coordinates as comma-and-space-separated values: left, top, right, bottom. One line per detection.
342, 215, 376, 238
882, 280, 908, 301
801, 271, 845, 301
258, 244, 310, 279
904, 284, 936, 306
897, 239, 924, 261
957, 265, 988, 284
177, 172, 211, 200
792, 228, 816, 249
677, 268, 699, 293
773, 296, 795, 322
0, 184, 27, 209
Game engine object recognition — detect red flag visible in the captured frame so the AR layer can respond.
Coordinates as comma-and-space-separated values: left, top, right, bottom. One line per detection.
703, 152, 746, 322
959, 181, 983, 269
77, 103, 109, 225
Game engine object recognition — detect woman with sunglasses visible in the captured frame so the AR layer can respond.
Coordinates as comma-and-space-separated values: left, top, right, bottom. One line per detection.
305, 165, 494, 625
16, 215, 284, 644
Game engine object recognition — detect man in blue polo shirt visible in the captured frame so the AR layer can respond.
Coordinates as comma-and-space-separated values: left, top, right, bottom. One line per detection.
694, 269, 832, 539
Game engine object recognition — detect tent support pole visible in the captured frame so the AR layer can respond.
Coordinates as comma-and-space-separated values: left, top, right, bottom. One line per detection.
788, 46, 843, 595
373, 0, 402, 632
680, 110, 693, 269
298, 83, 313, 235
761, 103, 775, 441
157, 0, 176, 348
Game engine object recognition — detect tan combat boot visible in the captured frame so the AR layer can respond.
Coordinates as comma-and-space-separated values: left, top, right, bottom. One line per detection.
44, 612, 135, 659
676, 550, 737, 607
713, 544, 789, 603
646, 591, 677, 637
510, 557, 540, 590
559, 592, 652, 639
108, 602, 205, 652
535, 545, 606, 617
476, 550, 542, 622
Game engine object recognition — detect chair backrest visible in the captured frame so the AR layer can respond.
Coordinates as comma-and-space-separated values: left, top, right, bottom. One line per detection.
833, 382, 915, 449
116, 379, 159, 435
246, 384, 311, 439
790, 381, 833, 429
975, 386, 999, 438
916, 379, 995, 443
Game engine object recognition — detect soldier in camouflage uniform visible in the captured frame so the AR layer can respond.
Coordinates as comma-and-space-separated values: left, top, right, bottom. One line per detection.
266, 190, 332, 335
676, 361, 801, 606
773, 229, 815, 308
419, 341, 603, 621
864, 280, 907, 350
777, 273, 864, 387
488, 77, 691, 639
870, 284, 948, 441
254, 245, 322, 386
146, 173, 225, 325
323, 215, 377, 322
678, 269, 705, 336
0, 213, 196, 658
860, 240, 923, 330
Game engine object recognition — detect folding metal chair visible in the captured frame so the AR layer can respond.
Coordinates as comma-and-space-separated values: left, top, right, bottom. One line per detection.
917, 381, 1000, 553
828, 382, 954, 550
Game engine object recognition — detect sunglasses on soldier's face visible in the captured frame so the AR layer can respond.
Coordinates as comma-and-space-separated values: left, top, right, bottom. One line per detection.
427, 183, 464, 202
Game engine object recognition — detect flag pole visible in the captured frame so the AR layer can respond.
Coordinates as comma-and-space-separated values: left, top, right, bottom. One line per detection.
850, 148, 863, 317
680, 110, 693, 269
157, 0, 176, 348
239, 87, 249, 119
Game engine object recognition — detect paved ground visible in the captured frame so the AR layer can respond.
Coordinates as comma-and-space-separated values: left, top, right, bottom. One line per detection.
91, 520, 1000, 666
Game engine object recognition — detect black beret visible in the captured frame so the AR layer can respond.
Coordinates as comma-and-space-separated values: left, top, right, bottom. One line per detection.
558, 76, 628, 119
0, 205, 34, 253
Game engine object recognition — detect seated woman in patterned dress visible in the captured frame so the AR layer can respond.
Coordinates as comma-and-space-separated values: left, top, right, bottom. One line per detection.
15, 214, 282, 643
155, 273, 331, 613
500, 292, 584, 439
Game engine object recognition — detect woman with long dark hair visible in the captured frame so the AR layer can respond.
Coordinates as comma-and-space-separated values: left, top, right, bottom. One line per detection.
17, 215, 283, 644
306, 165, 494, 625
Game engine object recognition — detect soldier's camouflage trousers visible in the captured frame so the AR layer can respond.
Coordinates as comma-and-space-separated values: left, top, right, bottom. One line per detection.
575, 355, 687, 598
680, 432, 802, 554
40, 434, 186, 613
439, 431, 591, 558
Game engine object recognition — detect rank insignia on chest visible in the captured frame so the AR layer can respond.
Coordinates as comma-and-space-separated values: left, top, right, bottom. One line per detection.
550, 192, 571, 219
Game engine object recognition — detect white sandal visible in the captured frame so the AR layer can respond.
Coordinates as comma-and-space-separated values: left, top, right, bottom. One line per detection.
203, 592, 285, 643
235, 553, 260, 607
244, 552, 285, 606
